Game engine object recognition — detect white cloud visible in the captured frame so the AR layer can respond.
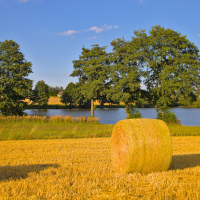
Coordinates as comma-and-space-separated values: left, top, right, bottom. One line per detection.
56, 24, 118, 38
198, 34, 200, 37
87, 27, 104, 33
87, 36, 97, 40
139, 0, 144, 3
105, 25, 118, 31
57, 30, 80, 36
85, 24, 118, 33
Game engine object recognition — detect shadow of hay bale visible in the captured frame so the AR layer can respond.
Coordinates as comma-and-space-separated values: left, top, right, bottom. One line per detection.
0, 164, 59, 181
169, 154, 200, 170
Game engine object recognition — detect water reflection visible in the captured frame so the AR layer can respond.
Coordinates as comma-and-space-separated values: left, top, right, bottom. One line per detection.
25, 108, 200, 126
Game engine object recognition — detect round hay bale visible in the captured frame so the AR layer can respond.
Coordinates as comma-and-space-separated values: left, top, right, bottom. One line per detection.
111, 118, 172, 174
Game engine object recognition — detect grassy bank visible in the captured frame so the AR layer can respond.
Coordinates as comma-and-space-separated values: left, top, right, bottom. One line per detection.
0, 137, 200, 199
0, 116, 113, 140
168, 125, 200, 136
0, 123, 113, 140
0, 116, 111, 140
0, 116, 200, 140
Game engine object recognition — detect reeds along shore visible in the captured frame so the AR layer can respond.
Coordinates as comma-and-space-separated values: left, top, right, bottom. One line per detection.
0, 115, 99, 124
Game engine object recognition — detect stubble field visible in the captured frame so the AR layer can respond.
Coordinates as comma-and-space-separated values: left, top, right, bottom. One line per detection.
0, 137, 200, 199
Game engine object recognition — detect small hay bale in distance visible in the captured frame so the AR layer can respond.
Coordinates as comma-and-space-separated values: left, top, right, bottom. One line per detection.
111, 118, 172, 174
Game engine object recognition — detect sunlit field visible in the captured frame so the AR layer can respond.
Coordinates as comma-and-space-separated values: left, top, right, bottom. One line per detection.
0, 137, 200, 199
48, 96, 64, 105
25, 97, 64, 105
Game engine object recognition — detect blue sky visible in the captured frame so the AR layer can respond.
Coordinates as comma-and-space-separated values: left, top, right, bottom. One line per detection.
1, 0, 200, 88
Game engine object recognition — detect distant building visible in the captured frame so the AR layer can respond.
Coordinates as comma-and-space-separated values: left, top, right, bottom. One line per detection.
57, 91, 63, 97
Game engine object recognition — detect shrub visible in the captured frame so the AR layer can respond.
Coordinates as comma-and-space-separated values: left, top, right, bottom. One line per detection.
156, 109, 178, 124
126, 105, 142, 119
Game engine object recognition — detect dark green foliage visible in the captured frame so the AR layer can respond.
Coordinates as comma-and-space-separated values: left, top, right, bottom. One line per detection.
71, 44, 109, 116
61, 82, 75, 107
191, 98, 200, 108
73, 82, 90, 108
61, 82, 90, 108
49, 91, 57, 96
135, 89, 152, 108
0, 40, 33, 116
144, 25, 200, 110
156, 108, 178, 124
126, 104, 142, 119
107, 37, 142, 108
31, 80, 49, 107
70, 25, 200, 115
48, 86, 63, 96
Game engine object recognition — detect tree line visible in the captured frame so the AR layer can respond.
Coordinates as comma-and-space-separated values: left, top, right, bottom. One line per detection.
1, 25, 200, 120
65, 25, 200, 118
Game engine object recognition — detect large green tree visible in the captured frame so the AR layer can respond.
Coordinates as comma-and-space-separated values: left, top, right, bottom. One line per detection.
31, 80, 49, 107
69, 26, 200, 120
0, 40, 33, 116
107, 36, 144, 117
143, 25, 200, 113
71, 44, 109, 117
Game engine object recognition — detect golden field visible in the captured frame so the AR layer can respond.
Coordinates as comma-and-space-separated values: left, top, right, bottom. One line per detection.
25, 97, 64, 105
48, 97, 64, 105
0, 137, 200, 199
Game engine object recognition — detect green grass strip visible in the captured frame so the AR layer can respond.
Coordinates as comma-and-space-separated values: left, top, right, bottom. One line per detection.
0, 121, 200, 140
0, 123, 114, 140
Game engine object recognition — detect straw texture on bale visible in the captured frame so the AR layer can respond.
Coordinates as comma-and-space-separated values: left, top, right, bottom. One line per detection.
111, 119, 172, 174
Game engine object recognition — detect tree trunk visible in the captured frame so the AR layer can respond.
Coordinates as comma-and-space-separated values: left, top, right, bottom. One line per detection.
91, 98, 94, 117
126, 104, 130, 118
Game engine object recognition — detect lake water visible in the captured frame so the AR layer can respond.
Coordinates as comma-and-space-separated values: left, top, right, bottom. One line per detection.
25, 108, 200, 126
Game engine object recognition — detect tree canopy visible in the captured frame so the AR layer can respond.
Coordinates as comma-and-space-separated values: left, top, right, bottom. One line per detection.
61, 82, 75, 107
144, 25, 200, 110
70, 26, 200, 118
2, 26, 199, 120
107, 36, 144, 110
71, 44, 109, 117
0, 40, 32, 116
31, 80, 49, 107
